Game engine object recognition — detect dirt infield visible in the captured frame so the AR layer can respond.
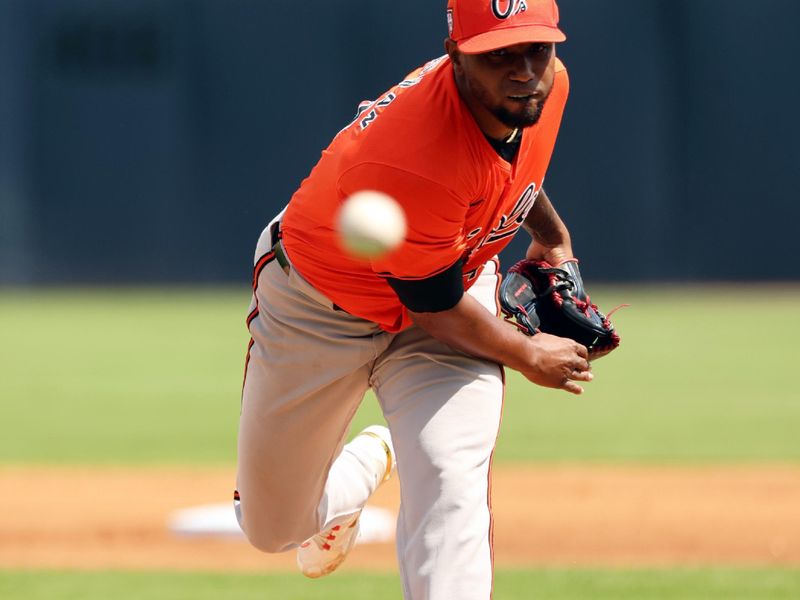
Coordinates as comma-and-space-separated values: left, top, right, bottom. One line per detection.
2, 466, 799, 571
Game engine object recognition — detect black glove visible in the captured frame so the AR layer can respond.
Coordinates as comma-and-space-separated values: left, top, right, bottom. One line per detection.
499, 259, 621, 355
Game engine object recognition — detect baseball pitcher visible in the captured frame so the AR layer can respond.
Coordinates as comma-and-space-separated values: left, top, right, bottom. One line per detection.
236, 1, 618, 598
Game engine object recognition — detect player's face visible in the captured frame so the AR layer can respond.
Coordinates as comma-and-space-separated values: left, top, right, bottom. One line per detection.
450, 42, 557, 137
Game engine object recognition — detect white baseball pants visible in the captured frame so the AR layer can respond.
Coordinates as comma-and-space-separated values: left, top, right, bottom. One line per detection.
237, 225, 504, 600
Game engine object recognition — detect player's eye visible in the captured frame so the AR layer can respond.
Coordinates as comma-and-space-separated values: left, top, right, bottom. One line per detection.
529, 43, 552, 56
488, 49, 508, 58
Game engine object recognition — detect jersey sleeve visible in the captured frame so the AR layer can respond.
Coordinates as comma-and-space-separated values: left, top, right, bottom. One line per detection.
337, 162, 469, 280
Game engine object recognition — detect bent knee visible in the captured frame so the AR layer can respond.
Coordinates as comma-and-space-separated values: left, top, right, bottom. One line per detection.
236, 500, 311, 554
243, 528, 295, 554
239, 514, 300, 553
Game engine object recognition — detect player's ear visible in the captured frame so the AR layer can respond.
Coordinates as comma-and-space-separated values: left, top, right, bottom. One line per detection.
445, 38, 462, 69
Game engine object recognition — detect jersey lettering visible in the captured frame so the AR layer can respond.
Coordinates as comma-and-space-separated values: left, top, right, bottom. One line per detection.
359, 92, 398, 130
342, 58, 443, 136
354, 101, 372, 118
467, 182, 539, 261
377, 93, 397, 107
360, 110, 378, 129
491, 0, 528, 20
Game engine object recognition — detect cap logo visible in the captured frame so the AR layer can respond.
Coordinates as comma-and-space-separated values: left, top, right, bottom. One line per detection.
491, 0, 527, 20
446, 9, 454, 35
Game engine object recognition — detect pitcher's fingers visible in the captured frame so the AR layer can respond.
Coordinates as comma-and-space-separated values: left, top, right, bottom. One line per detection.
570, 369, 593, 382
573, 358, 591, 372
561, 380, 584, 395
575, 343, 589, 359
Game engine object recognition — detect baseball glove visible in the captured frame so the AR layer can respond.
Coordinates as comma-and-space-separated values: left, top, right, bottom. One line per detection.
499, 259, 621, 357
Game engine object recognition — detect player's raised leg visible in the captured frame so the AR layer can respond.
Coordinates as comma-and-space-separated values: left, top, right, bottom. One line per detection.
236, 247, 393, 553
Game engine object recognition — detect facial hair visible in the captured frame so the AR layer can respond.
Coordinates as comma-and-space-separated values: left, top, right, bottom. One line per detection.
464, 69, 550, 131
492, 94, 548, 129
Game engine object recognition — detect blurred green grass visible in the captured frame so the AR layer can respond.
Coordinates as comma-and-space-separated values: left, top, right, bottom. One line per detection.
2, 568, 799, 600
1, 286, 798, 464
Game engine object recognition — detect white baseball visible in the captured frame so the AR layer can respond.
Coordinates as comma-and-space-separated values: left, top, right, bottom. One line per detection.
337, 190, 407, 259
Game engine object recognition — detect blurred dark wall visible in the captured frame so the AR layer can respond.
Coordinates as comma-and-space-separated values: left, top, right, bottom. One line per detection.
1, 0, 798, 284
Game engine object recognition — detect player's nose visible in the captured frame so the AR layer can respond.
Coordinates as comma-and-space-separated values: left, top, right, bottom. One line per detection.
509, 56, 537, 82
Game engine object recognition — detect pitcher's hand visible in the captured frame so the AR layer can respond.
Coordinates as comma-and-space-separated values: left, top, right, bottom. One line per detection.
520, 333, 592, 395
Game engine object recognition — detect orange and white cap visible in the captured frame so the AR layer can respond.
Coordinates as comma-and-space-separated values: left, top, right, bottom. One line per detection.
447, 0, 566, 54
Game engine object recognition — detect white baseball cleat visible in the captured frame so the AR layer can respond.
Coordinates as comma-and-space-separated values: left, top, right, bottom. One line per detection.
297, 425, 395, 578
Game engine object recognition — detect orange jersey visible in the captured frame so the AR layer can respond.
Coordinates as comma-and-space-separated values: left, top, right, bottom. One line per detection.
281, 55, 569, 332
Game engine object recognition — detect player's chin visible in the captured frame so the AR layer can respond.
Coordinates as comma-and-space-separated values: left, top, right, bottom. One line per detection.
502, 99, 542, 127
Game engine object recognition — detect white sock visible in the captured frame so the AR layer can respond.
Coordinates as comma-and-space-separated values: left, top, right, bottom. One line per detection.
316, 433, 388, 530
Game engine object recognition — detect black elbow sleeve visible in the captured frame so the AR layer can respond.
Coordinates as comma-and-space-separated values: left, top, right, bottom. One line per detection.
385, 260, 464, 313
